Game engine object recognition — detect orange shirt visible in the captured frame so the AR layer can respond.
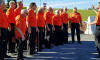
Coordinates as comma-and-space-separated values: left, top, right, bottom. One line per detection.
36, 12, 45, 27
61, 13, 69, 24
53, 15, 62, 26
0, 9, 9, 29
14, 7, 21, 17
27, 9, 37, 27
15, 15, 26, 38
6, 7, 16, 24
45, 11, 54, 25
69, 12, 82, 23
95, 11, 100, 25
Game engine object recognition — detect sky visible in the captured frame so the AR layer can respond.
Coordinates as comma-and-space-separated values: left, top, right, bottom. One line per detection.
5, 0, 100, 9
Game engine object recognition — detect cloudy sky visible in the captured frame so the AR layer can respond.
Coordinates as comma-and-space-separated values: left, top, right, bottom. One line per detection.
5, 0, 100, 9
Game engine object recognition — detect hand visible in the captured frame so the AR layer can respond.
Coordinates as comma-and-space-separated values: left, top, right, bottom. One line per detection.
22, 36, 25, 41
28, 28, 31, 34
52, 27, 55, 31
47, 27, 50, 31
36, 28, 39, 32
61, 26, 64, 30
8, 27, 11, 31
92, 5, 95, 9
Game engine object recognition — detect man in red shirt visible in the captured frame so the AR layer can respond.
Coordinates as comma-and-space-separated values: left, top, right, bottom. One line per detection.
6, 1, 16, 53
36, 8, 45, 51
69, 7, 82, 44
0, 0, 11, 59
45, 7, 54, 48
15, 9, 27, 60
62, 8, 69, 44
52, 10, 63, 46
14, 1, 23, 16
27, 2, 37, 55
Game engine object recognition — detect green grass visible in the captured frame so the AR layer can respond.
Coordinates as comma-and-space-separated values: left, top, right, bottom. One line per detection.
53, 8, 96, 21
4, 7, 96, 21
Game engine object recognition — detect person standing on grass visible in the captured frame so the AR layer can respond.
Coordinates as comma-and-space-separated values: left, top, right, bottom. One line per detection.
27, 2, 37, 55
69, 7, 82, 44
15, 9, 28, 60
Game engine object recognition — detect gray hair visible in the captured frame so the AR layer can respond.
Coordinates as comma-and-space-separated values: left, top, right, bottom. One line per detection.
9, 1, 15, 5
21, 9, 27, 14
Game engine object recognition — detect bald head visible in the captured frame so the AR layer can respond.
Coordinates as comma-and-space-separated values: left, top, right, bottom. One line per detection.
21, 9, 28, 17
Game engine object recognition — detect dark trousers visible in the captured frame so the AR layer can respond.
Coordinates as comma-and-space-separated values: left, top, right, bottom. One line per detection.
95, 26, 100, 55
8, 23, 16, 52
54, 26, 62, 45
17, 38, 24, 59
63, 24, 68, 43
0, 28, 8, 60
46, 24, 52, 47
38, 27, 44, 51
29, 27, 36, 54
71, 23, 80, 43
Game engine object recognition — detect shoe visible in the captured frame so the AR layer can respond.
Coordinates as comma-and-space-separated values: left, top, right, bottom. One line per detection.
17, 58, 24, 60
4, 55, 11, 58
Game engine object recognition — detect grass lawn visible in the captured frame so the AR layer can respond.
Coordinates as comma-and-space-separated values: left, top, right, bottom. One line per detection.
53, 8, 96, 21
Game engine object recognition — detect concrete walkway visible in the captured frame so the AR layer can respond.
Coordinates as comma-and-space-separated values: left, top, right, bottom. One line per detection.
5, 34, 100, 60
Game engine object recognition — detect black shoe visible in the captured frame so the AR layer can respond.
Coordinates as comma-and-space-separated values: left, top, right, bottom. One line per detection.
17, 58, 24, 60
78, 42, 81, 44
72, 41, 75, 44
5, 55, 11, 58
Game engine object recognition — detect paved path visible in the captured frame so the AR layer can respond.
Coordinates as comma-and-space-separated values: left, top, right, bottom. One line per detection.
5, 34, 100, 60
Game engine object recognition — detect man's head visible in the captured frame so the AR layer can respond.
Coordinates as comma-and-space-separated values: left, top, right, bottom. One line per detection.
59, 8, 63, 14
73, 7, 77, 13
0, 0, 6, 10
42, 5, 46, 11
17, 1, 23, 8
47, 7, 52, 12
9, 1, 16, 9
63, 7, 67, 13
38, 8, 43, 14
21, 9, 28, 17
29, 2, 37, 10
55, 10, 59, 15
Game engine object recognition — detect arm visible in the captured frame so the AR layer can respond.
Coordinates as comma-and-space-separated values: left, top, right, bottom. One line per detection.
16, 27, 25, 40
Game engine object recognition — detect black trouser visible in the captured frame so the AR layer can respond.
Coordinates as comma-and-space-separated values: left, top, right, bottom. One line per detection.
23, 30, 29, 50
71, 23, 80, 43
29, 27, 36, 54
46, 24, 52, 47
0, 28, 8, 60
38, 27, 44, 51
63, 24, 68, 43
95, 25, 100, 55
8, 23, 16, 53
54, 26, 62, 45
17, 38, 24, 59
